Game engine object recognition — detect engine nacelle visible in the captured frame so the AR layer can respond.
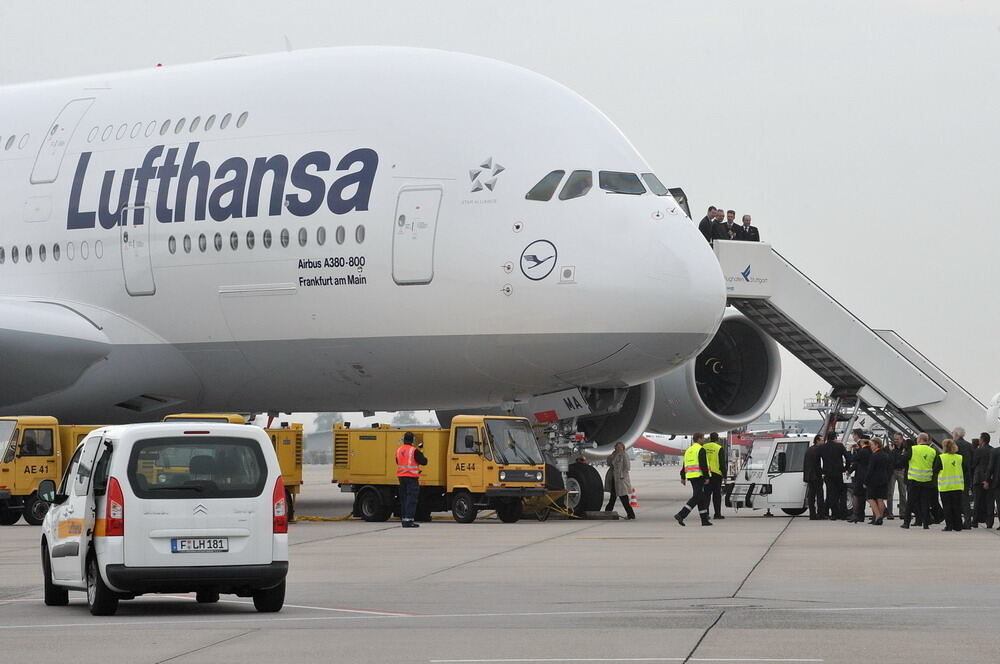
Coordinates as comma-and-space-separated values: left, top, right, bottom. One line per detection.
647, 311, 781, 434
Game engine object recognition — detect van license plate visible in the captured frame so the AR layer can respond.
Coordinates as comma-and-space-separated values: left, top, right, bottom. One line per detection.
171, 538, 229, 553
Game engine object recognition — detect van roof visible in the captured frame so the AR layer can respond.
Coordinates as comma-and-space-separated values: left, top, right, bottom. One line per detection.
91, 422, 269, 440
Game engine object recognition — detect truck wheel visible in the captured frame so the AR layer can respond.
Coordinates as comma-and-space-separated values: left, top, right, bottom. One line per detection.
285, 488, 295, 523
252, 579, 285, 612
451, 492, 478, 523
357, 488, 391, 522
0, 503, 21, 525
41, 542, 69, 606
86, 554, 119, 616
496, 500, 523, 523
567, 463, 603, 516
781, 507, 807, 516
22, 494, 49, 526
196, 590, 220, 604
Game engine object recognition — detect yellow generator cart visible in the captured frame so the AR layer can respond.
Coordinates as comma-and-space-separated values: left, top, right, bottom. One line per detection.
0, 416, 101, 525
333, 415, 546, 523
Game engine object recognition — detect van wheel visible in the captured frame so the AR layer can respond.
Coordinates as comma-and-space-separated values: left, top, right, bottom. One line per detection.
86, 554, 119, 616
22, 494, 49, 526
451, 492, 478, 523
41, 543, 68, 606
496, 500, 523, 523
357, 488, 391, 522
252, 580, 285, 612
781, 507, 807, 516
0, 503, 21, 525
196, 590, 220, 604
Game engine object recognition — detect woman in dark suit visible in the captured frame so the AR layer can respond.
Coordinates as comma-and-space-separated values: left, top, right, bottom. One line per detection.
864, 438, 891, 525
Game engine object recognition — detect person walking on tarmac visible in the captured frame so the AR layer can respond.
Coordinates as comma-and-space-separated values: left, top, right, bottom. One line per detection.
675, 433, 712, 527
396, 432, 428, 528
819, 433, 850, 519
704, 432, 726, 519
603, 442, 635, 519
935, 439, 966, 532
901, 433, 938, 530
803, 434, 826, 519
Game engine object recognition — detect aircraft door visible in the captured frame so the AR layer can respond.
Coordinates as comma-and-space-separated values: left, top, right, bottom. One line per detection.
120, 206, 156, 296
31, 98, 95, 184
392, 186, 442, 285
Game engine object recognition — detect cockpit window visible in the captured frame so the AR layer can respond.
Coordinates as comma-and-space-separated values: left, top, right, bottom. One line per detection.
558, 170, 593, 200
599, 171, 645, 195
525, 170, 566, 201
641, 173, 669, 196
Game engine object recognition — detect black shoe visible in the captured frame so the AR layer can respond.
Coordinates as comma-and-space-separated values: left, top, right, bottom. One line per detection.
674, 514, 686, 527
626, 515, 636, 520
923, 524, 929, 530
875, 518, 884, 525
701, 520, 713, 526
943, 526, 953, 531
900, 522, 910, 529
713, 514, 725, 519
846, 518, 857, 523
885, 514, 895, 520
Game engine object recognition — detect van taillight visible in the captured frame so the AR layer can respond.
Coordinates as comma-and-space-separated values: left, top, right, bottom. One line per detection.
106, 477, 124, 536
272, 476, 288, 534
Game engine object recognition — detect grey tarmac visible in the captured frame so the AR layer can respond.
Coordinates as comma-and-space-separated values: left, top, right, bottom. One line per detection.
1, 465, 998, 664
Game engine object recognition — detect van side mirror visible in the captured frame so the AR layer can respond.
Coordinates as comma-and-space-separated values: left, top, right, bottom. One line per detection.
776, 451, 787, 473
37, 479, 62, 504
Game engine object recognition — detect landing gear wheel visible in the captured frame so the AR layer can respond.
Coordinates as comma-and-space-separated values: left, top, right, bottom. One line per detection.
567, 463, 603, 516
196, 590, 220, 604
356, 488, 391, 522
496, 500, 523, 523
451, 492, 478, 523
86, 555, 119, 616
781, 507, 807, 516
252, 579, 285, 613
0, 504, 21, 525
42, 543, 68, 606
23, 494, 49, 526
284, 488, 295, 523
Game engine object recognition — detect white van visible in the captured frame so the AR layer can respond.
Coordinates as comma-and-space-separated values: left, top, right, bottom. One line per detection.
726, 436, 810, 516
38, 422, 289, 615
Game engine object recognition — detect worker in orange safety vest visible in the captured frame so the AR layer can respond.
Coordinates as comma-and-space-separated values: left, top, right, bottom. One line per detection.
396, 432, 428, 528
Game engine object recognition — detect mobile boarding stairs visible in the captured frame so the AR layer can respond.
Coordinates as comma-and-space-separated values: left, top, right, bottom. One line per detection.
713, 240, 985, 443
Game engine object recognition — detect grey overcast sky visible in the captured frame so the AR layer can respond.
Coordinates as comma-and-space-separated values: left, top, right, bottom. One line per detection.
1, 1, 998, 424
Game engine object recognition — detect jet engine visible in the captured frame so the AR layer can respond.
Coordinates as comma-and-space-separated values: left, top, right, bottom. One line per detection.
646, 311, 781, 434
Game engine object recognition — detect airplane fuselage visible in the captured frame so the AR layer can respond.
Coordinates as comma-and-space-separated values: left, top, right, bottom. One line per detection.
0, 47, 725, 422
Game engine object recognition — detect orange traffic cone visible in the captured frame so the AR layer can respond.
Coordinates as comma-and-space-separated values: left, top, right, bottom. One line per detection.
629, 488, 640, 508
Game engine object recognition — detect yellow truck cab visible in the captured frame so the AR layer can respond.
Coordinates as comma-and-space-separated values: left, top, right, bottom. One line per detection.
162, 414, 303, 519
333, 415, 546, 523
0, 417, 101, 525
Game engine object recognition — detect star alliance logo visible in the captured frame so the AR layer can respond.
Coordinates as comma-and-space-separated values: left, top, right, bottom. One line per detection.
469, 157, 504, 193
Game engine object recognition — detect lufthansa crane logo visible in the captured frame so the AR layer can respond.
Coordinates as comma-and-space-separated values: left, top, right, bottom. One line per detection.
520, 240, 557, 281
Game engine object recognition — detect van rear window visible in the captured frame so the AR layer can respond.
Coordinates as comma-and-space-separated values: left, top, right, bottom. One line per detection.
128, 437, 267, 499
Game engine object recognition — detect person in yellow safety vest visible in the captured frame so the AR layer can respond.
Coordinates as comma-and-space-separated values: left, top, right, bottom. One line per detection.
675, 433, 712, 526
901, 432, 938, 530
396, 432, 428, 528
935, 439, 966, 532
704, 432, 727, 519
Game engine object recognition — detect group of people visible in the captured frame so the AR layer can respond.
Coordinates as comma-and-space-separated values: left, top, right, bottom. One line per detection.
802, 427, 1000, 531
697, 206, 760, 243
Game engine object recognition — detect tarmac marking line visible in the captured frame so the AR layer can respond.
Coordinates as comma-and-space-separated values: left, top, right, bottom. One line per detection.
428, 659, 823, 663
732, 518, 794, 598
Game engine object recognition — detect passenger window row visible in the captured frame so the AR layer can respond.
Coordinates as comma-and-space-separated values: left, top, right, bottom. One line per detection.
0, 241, 103, 266
0, 133, 31, 152
86, 111, 250, 143
525, 170, 671, 201
167, 225, 366, 255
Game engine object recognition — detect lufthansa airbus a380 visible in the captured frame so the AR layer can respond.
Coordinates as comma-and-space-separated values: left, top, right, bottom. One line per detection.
0, 47, 782, 477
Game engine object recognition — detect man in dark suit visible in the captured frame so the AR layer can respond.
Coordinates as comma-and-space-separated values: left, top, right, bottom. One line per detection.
803, 434, 826, 519
972, 433, 993, 527
739, 214, 760, 242
698, 206, 717, 243
819, 433, 851, 519
952, 427, 974, 528
711, 209, 744, 242
983, 433, 1000, 529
